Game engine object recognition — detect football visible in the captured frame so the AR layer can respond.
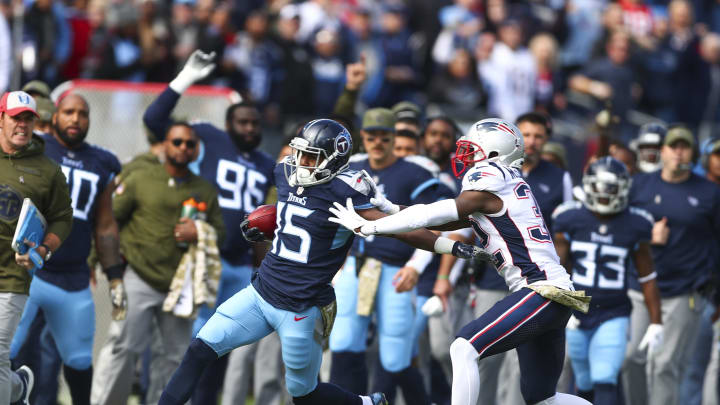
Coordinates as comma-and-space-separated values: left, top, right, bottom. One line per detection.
247, 204, 278, 240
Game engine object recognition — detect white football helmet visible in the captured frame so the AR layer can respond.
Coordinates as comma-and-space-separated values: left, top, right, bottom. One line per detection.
453, 118, 524, 177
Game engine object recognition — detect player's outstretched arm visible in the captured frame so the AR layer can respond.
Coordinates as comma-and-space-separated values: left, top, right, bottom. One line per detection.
634, 242, 662, 325
143, 50, 216, 141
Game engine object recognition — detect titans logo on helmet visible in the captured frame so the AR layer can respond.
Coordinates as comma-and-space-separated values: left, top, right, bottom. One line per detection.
335, 130, 352, 156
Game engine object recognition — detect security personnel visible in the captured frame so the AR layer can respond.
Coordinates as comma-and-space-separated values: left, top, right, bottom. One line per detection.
91, 122, 225, 405
0, 91, 73, 404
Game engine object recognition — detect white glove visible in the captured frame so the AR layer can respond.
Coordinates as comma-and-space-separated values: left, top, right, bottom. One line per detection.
566, 315, 580, 330
361, 170, 399, 214
329, 198, 372, 237
169, 50, 217, 94
422, 295, 445, 317
638, 323, 663, 357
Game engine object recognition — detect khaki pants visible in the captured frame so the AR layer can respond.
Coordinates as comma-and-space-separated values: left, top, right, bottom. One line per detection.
0, 293, 27, 404
623, 290, 703, 405
91, 268, 193, 405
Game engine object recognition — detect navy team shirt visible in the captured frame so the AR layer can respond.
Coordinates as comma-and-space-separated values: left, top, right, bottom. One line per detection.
37, 134, 121, 290
253, 163, 373, 312
476, 160, 571, 290
553, 201, 653, 329
144, 88, 276, 266
628, 172, 720, 296
350, 157, 442, 267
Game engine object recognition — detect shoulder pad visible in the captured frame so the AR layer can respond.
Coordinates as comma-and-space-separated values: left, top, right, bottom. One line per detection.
403, 155, 440, 176
552, 200, 582, 220
349, 153, 367, 163
336, 170, 372, 196
461, 163, 506, 193
629, 206, 655, 227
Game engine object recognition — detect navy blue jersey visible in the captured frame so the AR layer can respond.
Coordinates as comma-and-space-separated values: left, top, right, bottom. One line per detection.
628, 172, 720, 296
476, 161, 571, 290
37, 134, 121, 290
349, 157, 442, 266
523, 159, 572, 234
553, 201, 653, 329
253, 163, 373, 312
144, 88, 276, 266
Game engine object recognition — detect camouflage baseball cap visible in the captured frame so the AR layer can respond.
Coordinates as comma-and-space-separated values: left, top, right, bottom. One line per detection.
35, 97, 56, 122
21, 80, 51, 98
542, 141, 568, 168
362, 108, 395, 132
391, 101, 422, 122
711, 139, 720, 153
664, 126, 694, 147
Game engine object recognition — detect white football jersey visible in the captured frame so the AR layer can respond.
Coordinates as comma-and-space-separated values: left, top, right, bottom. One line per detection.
461, 162, 573, 293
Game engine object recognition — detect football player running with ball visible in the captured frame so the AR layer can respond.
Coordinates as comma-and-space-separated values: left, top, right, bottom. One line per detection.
552, 157, 662, 404
159, 119, 490, 405
330, 118, 593, 405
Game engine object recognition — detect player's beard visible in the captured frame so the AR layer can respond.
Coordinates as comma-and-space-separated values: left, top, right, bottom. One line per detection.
229, 130, 261, 152
54, 123, 88, 147
166, 153, 190, 168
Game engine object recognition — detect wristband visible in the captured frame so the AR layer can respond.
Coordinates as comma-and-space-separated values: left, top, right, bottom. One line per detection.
437, 274, 449, 280
433, 237, 456, 255
638, 271, 657, 284
104, 263, 126, 280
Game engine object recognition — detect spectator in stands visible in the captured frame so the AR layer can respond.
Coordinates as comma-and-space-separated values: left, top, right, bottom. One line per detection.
0, 2, 9, 94
374, 3, 421, 107
477, 18, 537, 122
273, 4, 314, 118
137, 0, 175, 83
529, 33, 566, 114
622, 125, 720, 405
560, 0, 605, 70
91, 123, 225, 405
62, 0, 92, 81
619, 0, 654, 48
431, 0, 482, 66
310, 27, 346, 116
223, 9, 281, 116
91, 2, 145, 82
428, 48, 484, 120
696, 33, 720, 140
570, 30, 640, 142
22, 0, 71, 85
171, 0, 199, 71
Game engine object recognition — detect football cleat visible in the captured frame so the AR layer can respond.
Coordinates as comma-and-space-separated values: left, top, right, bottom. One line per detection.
370, 392, 389, 405
15, 365, 34, 405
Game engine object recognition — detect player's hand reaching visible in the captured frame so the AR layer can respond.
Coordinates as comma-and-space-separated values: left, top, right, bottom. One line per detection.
451, 242, 494, 263
328, 199, 371, 237
170, 50, 217, 94
361, 170, 399, 214
241, 216, 268, 243
109, 278, 128, 321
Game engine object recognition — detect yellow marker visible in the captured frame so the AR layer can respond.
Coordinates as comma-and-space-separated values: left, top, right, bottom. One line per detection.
690, 295, 695, 310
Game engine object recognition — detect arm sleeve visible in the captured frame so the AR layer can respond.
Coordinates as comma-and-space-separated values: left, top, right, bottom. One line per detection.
206, 192, 226, 246
365, 199, 459, 235
45, 166, 74, 243
143, 87, 182, 142
562, 171, 573, 202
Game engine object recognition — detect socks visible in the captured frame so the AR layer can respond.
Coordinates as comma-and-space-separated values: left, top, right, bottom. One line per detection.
329, 352, 368, 395
191, 355, 229, 405
371, 362, 396, 403
593, 383, 618, 405
63, 364, 92, 405
158, 338, 218, 405
292, 382, 362, 405
449, 338, 480, 405
391, 366, 431, 405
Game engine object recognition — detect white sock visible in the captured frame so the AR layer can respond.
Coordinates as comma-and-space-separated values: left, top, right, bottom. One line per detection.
450, 337, 481, 405
360, 396, 373, 405
533, 392, 594, 405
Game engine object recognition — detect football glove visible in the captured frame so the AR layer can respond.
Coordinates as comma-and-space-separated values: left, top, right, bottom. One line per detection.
638, 323, 663, 358
109, 278, 127, 321
240, 216, 267, 243
328, 199, 371, 238
451, 242, 495, 263
361, 170, 399, 214
170, 50, 217, 93
566, 315, 580, 330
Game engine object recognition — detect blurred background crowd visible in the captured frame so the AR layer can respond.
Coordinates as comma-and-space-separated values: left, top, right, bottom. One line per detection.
2, 0, 720, 161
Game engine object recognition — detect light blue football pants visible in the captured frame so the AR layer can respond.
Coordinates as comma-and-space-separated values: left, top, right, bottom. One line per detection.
197, 284, 324, 397
192, 260, 253, 336
566, 316, 629, 390
10, 276, 94, 370
329, 257, 416, 372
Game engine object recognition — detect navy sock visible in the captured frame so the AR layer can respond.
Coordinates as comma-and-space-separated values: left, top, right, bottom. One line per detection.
292, 382, 362, 405
371, 361, 396, 403
391, 366, 431, 405
63, 364, 92, 405
430, 357, 451, 405
329, 352, 368, 395
158, 338, 218, 405
191, 354, 229, 405
593, 383, 618, 405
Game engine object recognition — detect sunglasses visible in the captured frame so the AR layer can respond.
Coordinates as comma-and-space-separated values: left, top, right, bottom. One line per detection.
171, 139, 197, 148
364, 136, 393, 144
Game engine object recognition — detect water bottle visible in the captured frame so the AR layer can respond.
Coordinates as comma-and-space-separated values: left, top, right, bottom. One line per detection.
177, 198, 198, 248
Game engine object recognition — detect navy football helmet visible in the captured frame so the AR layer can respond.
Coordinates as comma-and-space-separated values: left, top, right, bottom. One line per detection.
285, 119, 353, 186
582, 157, 632, 214
632, 122, 666, 173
